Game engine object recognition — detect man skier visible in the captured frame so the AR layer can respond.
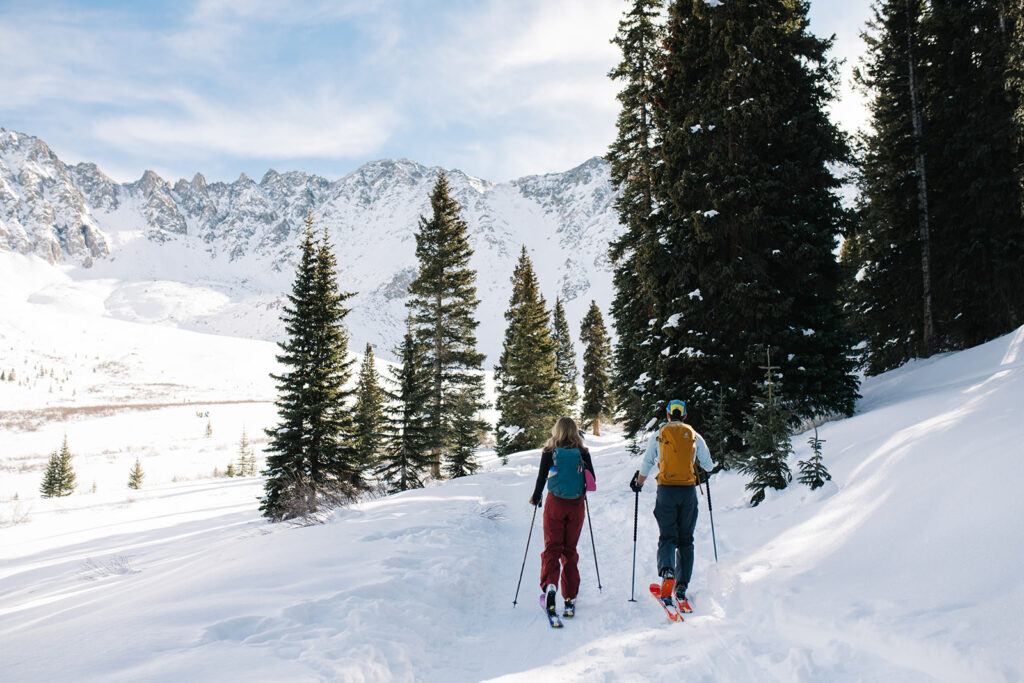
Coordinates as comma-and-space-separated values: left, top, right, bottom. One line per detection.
630, 399, 713, 612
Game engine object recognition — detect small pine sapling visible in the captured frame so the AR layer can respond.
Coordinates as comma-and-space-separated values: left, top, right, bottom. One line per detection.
205, 419, 213, 438
798, 427, 831, 490
739, 349, 793, 506
128, 458, 144, 490
236, 427, 254, 475
226, 463, 236, 477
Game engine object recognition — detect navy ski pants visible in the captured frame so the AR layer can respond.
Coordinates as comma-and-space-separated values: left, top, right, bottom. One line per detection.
654, 484, 698, 590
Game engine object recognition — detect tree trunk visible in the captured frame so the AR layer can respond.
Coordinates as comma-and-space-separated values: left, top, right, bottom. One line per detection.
592, 418, 600, 437
905, 0, 935, 358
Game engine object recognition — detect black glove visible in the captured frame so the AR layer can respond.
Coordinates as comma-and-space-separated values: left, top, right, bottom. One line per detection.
698, 469, 710, 485
629, 470, 643, 493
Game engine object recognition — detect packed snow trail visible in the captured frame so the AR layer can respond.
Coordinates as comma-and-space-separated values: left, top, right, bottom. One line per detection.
3, 326, 1024, 680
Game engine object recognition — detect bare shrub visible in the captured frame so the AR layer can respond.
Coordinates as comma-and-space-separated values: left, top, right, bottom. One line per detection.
479, 503, 507, 521
78, 555, 140, 581
0, 502, 31, 527
272, 473, 356, 525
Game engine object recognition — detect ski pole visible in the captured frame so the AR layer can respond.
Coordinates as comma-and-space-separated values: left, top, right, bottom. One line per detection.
629, 481, 639, 602
706, 473, 718, 562
513, 503, 538, 606
585, 496, 602, 591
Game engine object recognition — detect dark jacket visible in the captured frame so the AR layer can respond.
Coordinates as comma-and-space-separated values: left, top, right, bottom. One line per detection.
531, 447, 595, 504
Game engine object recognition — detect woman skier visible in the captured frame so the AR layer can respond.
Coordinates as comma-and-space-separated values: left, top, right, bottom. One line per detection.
528, 416, 595, 618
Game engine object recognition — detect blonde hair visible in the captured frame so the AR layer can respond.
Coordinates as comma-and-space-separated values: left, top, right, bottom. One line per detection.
544, 416, 585, 452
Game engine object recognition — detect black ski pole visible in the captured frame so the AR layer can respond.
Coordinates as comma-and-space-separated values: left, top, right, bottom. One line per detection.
629, 479, 639, 602
513, 503, 538, 606
585, 496, 602, 592
706, 473, 718, 562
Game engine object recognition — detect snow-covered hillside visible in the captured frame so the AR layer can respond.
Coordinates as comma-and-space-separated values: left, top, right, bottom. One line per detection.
2, 246, 1022, 680
0, 128, 621, 361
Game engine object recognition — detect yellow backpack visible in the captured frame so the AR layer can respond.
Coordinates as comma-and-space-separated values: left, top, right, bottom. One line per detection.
657, 422, 698, 486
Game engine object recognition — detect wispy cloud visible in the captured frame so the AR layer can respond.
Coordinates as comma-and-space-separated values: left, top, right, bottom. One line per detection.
92, 87, 395, 159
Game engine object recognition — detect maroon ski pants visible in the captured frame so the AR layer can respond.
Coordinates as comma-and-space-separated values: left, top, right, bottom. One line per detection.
540, 492, 586, 599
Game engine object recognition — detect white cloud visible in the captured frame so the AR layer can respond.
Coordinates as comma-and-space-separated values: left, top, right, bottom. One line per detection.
92, 88, 395, 160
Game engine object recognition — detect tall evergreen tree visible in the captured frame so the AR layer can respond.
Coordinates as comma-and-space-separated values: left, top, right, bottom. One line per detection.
923, 0, 1024, 349
262, 214, 360, 520
580, 300, 613, 436
551, 297, 580, 416
128, 458, 144, 490
650, 0, 857, 444
845, 0, 928, 373
380, 331, 435, 492
352, 343, 388, 473
406, 172, 487, 478
848, 0, 1024, 374
1014, 4, 1024, 205
495, 247, 564, 460
739, 349, 794, 506
607, 0, 665, 443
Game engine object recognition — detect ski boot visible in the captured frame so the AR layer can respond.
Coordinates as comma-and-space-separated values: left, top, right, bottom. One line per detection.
544, 584, 558, 616
674, 586, 693, 614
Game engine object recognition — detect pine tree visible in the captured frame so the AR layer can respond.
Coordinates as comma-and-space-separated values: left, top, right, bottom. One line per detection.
798, 426, 831, 491
352, 343, 388, 473
494, 247, 564, 460
57, 436, 76, 496
40, 436, 77, 498
607, 0, 665, 442
226, 463, 237, 477
649, 0, 857, 443
128, 458, 144, 489
379, 331, 435, 492
236, 427, 253, 475
739, 350, 794, 507
1014, 5, 1024, 206
205, 418, 213, 438
580, 301, 613, 436
40, 450, 60, 498
551, 297, 580, 417
406, 172, 487, 478
848, 0, 1024, 374
922, 0, 1024, 349
262, 213, 360, 520
446, 387, 486, 478
702, 387, 739, 471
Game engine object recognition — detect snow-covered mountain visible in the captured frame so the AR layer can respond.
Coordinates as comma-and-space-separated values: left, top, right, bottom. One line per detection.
0, 127, 621, 361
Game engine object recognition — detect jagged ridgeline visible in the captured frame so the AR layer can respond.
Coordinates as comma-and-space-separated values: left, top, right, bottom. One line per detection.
0, 128, 621, 361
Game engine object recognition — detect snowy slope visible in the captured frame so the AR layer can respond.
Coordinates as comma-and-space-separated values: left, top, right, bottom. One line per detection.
2, 298, 1022, 681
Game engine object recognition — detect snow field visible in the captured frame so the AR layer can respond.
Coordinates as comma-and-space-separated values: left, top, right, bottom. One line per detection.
2, 249, 1024, 680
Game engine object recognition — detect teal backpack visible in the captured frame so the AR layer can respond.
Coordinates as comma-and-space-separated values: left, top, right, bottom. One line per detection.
546, 447, 585, 500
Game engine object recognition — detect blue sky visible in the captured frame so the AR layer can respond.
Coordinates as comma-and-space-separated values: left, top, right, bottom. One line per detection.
0, 0, 874, 184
